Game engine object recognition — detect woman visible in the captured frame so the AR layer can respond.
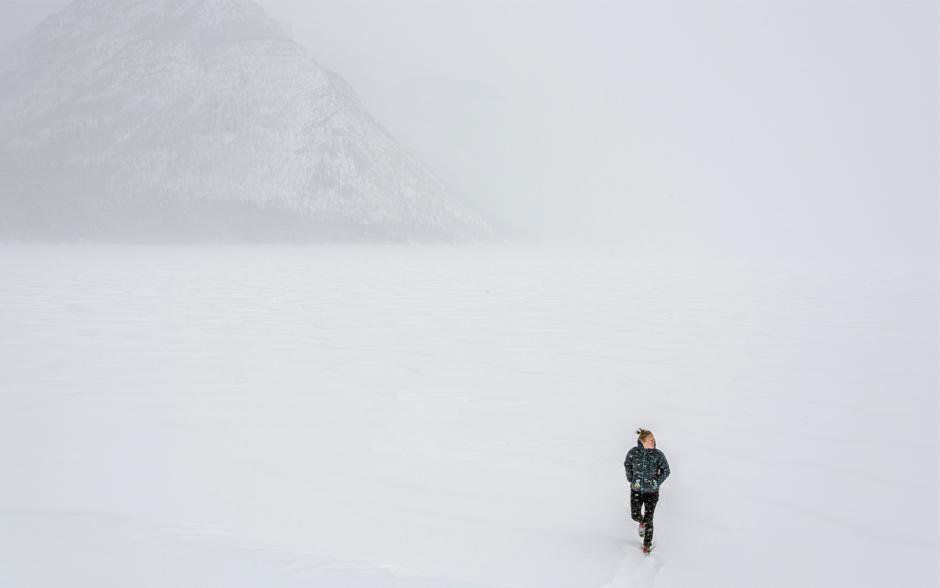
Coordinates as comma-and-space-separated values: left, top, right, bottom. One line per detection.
624, 428, 670, 553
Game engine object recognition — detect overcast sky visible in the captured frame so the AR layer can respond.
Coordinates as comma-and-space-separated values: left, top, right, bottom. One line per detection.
2, 0, 937, 259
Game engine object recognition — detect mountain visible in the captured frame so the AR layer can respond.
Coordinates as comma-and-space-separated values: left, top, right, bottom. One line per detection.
0, 0, 490, 242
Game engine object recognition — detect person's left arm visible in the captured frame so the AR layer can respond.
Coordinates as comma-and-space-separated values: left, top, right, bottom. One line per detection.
655, 451, 670, 487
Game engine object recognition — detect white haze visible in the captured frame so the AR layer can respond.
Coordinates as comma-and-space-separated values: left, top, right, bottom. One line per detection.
2, 0, 937, 258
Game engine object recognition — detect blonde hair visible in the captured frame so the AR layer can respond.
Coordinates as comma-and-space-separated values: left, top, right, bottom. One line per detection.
636, 428, 654, 443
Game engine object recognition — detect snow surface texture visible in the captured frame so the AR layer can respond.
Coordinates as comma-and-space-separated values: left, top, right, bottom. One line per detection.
0, 244, 936, 587
0, 0, 488, 241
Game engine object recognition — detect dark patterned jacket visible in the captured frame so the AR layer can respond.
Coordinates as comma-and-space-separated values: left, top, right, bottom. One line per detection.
624, 440, 670, 494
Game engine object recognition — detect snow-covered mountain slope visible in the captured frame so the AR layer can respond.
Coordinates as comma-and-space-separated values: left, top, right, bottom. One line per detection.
0, 0, 489, 241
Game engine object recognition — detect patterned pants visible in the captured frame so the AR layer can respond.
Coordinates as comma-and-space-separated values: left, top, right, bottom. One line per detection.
630, 490, 659, 546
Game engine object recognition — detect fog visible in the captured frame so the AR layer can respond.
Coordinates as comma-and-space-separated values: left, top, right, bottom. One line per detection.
1, 0, 937, 258
264, 0, 940, 259
274, 0, 938, 259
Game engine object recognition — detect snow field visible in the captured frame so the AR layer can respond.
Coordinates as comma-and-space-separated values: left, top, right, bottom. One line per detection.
0, 244, 936, 587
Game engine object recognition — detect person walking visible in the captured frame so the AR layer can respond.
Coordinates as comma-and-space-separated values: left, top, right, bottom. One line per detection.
624, 428, 670, 553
